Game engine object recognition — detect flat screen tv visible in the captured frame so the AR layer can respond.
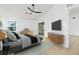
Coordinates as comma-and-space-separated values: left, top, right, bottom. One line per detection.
52, 20, 61, 31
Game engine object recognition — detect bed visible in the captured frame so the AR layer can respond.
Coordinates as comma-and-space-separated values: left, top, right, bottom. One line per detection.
3, 30, 42, 54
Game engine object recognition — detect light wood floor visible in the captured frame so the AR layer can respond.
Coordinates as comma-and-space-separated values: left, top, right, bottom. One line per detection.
40, 35, 79, 55
16, 35, 79, 55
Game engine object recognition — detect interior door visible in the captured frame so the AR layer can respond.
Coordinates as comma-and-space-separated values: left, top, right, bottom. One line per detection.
38, 22, 44, 36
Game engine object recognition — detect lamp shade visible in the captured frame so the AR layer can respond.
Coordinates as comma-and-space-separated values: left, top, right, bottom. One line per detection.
0, 32, 5, 41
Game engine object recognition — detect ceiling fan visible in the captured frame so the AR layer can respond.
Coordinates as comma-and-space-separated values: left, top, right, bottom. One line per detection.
25, 4, 42, 15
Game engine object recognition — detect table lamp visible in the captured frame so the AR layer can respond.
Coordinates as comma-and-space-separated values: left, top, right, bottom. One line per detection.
0, 32, 6, 41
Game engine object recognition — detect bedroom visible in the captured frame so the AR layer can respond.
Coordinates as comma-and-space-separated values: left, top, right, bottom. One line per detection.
0, 4, 79, 55
0, 4, 69, 55
0, 4, 54, 55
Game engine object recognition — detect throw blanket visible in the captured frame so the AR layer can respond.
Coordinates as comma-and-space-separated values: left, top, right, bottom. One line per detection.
19, 34, 31, 48
24, 34, 38, 44
19, 34, 40, 49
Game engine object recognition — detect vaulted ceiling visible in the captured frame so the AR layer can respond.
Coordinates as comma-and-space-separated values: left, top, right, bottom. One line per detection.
0, 4, 53, 20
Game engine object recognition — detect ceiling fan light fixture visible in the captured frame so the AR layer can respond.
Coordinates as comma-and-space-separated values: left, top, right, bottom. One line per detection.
32, 12, 35, 15
25, 12, 28, 14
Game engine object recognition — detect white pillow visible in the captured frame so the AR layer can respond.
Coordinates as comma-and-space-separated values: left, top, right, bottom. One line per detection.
6, 30, 17, 41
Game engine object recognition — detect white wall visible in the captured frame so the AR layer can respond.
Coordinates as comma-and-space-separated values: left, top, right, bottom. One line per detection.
69, 13, 79, 36
0, 4, 70, 48
34, 4, 69, 48
1, 17, 35, 33
0, 7, 35, 33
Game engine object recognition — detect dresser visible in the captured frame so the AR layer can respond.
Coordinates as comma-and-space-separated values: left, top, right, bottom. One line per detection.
48, 32, 64, 45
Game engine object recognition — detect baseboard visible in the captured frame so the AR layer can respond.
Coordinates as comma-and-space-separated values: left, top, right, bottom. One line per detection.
69, 34, 79, 36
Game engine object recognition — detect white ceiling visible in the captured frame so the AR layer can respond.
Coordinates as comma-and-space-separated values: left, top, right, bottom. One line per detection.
69, 5, 79, 15
0, 4, 53, 20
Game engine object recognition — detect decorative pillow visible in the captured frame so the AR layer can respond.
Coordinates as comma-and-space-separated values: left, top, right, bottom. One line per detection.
5, 30, 17, 42
12, 32, 21, 39
20, 29, 34, 36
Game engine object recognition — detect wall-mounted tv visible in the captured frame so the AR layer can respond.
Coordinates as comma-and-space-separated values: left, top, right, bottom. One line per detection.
52, 20, 61, 31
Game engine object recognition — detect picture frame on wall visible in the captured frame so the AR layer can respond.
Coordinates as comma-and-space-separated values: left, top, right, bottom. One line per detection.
7, 21, 16, 31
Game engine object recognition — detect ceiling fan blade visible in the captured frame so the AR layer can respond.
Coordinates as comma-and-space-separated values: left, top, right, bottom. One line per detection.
29, 12, 32, 15
34, 11, 42, 13
27, 7, 33, 12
